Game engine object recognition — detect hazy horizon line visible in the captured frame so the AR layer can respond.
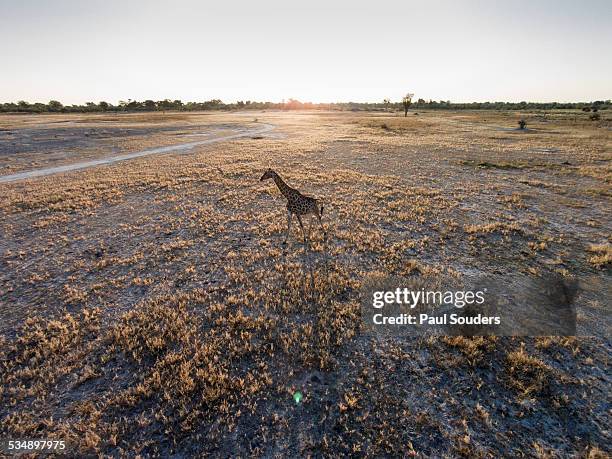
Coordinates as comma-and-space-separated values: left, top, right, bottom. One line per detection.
2, 97, 610, 106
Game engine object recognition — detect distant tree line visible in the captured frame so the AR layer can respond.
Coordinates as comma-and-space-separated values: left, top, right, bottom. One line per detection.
1, 98, 610, 113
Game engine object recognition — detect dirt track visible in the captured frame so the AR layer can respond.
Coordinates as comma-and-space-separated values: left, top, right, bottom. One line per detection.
0, 122, 275, 183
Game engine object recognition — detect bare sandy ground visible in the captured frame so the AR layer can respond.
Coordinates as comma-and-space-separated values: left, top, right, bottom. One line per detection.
0, 112, 276, 175
0, 122, 275, 183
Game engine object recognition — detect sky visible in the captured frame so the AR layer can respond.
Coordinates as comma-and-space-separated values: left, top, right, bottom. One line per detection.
1, 0, 610, 104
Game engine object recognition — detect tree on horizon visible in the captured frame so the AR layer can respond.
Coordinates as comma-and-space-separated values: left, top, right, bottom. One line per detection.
402, 93, 414, 116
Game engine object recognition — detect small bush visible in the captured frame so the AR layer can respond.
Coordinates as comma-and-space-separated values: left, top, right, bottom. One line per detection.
590, 113, 601, 121
518, 119, 527, 129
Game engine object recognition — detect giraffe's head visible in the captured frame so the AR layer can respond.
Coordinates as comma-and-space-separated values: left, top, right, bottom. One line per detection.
260, 168, 276, 181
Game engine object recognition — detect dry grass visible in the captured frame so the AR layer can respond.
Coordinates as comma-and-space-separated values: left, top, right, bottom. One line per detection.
506, 344, 555, 397
0, 110, 609, 456
441, 336, 498, 366
587, 243, 612, 268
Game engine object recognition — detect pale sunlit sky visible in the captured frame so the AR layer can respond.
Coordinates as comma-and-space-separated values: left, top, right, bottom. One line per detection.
1, 0, 610, 104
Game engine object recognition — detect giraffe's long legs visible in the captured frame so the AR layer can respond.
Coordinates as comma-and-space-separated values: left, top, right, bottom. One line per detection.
308, 215, 314, 239
284, 211, 293, 244
296, 215, 308, 246
317, 212, 326, 241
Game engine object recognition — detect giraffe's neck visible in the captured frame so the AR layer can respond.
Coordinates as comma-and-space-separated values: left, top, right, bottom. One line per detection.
273, 173, 295, 200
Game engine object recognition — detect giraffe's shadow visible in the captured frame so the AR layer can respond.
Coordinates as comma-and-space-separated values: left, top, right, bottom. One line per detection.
279, 230, 331, 303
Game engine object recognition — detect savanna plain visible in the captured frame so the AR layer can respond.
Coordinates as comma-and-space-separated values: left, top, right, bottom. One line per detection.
0, 110, 610, 457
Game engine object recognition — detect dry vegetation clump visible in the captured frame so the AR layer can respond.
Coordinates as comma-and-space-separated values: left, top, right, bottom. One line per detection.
0, 110, 609, 456
505, 344, 555, 397
110, 294, 200, 362
1, 308, 101, 402
106, 295, 277, 444
586, 243, 611, 269
441, 336, 498, 367
0, 309, 102, 447
465, 221, 522, 235
535, 336, 580, 353
499, 192, 528, 209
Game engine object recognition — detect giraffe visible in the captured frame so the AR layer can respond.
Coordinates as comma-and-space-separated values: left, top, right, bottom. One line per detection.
260, 168, 326, 245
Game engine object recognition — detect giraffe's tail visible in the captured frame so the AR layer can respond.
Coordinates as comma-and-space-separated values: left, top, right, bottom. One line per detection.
320, 204, 324, 216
